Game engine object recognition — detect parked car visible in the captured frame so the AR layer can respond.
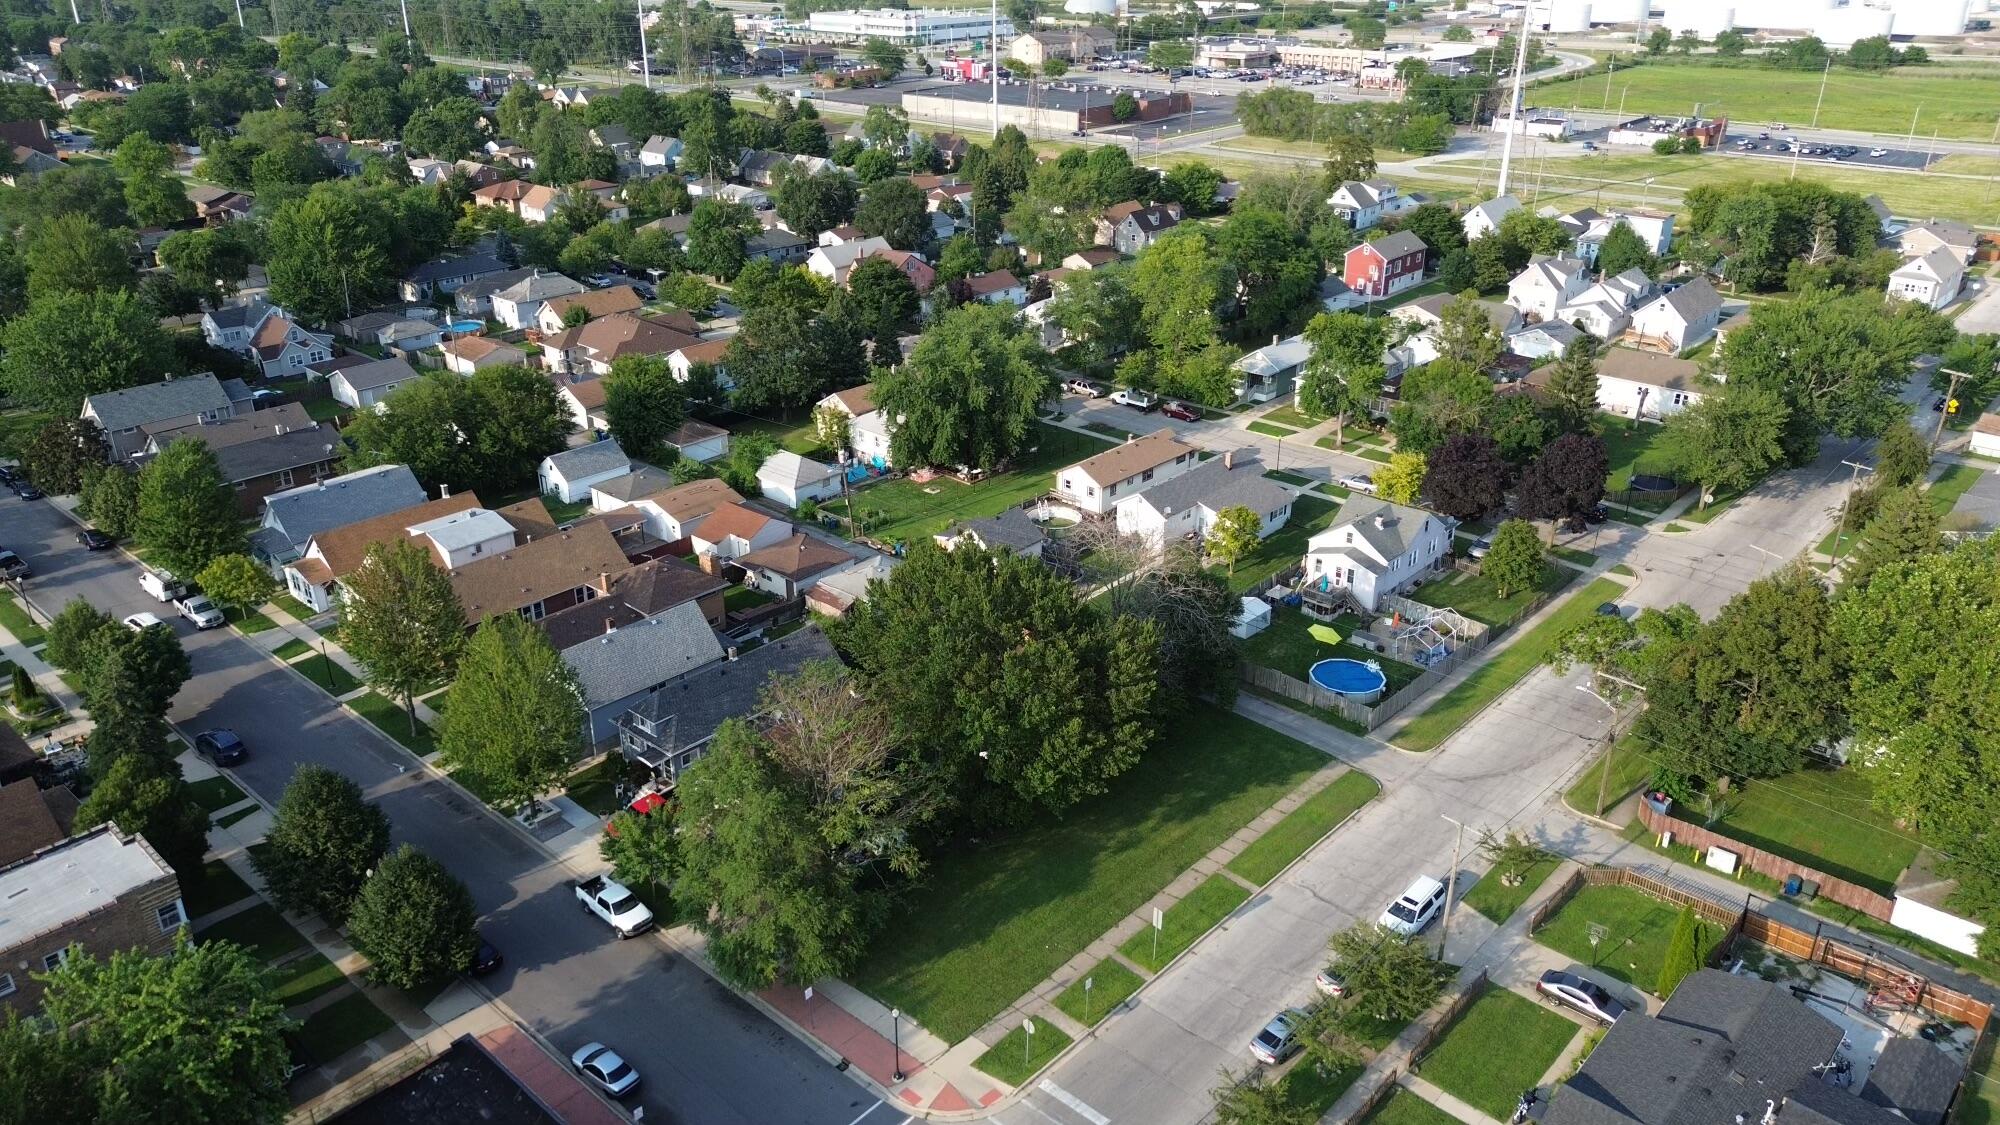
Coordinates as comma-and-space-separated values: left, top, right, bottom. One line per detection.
1378, 874, 1446, 936
570, 1042, 642, 1097
1596, 602, 1623, 617
0, 550, 26, 579
250, 388, 286, 408
122, 612, 166, 632
1338, 473, 1376, 494
12, 480, 43, 501
1161, 400, 1201, 422
1110, 388, 1159, 411
1314, 967, 1347, 997
193, 729, 247, 766
471, 937, 503, 976
1584, 504, 1608, 525
76, 529, 114, 550
1580, 141, 1597, 152
1869, 147, 1887, 158
1064, 378, 1106, 398
0, 465, 16, 485
1537, 970, 1627, 1024
1249, 1009, 1307, 1065
176, 594, 225, 629
1467, 537, 1492, 559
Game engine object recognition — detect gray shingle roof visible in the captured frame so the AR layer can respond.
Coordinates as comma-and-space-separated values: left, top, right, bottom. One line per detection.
1120, 457, 1290, 520
942, 507, 1045, 552
563, 600, 727, 708
205, 424, 340, 482
544, 438, 630, 482
204, 302, 270, 330
219, 377, 255, 404
262, 465, 427, 554
405, 252, 508, 286
454, 267, 541, 303
336, 357, 422, 393
494, 272, 586, 304
1657, 276, 1721, 323
1368, 231, 1428, 259
1307, 496, 1443, 575
1859, 1038, 1963, 1125
592, 465, 678, 502
84, 373, 231, 432
623, 626, 837, 750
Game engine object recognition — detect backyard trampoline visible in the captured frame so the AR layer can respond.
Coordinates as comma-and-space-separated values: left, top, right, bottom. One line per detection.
1308, 658, 1387, 702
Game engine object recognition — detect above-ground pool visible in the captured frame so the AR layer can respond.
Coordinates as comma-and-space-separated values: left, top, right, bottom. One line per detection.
1309, 658, 1388, 701
446, 320, 484, 334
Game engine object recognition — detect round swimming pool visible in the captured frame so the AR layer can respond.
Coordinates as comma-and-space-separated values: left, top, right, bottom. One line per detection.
446, 320, 484, 334
1308, 658, 1388, 700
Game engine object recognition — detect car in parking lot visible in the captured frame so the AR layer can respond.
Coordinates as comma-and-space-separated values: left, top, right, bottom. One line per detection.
1249, 1009, 1307, 1064
1338, 473, 1376, 493
122, 612, 166, 632
1378, 874, 1446, 936
77, 528, 114, 550
1110, 388, 1159, 411
571, 1043, 641, 1097
1063, 378, 1105, 398
193, 729, 247, 766
1161, 400, 1201, 422
1537, 969, 1626, 1024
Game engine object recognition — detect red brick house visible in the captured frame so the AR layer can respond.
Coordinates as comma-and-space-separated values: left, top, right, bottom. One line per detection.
1342, 231, 1429, 301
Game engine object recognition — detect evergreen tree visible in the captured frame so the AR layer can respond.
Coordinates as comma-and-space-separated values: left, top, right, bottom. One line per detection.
1843, 485, 1940, 591
1656, 905, 1702, 998
1544, 337, 1601, 433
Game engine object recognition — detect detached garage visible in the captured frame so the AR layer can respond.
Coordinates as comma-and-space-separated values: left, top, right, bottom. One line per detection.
758, 450, 842, 510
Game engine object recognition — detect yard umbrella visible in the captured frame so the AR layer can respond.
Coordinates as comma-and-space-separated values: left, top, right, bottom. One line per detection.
1307, 623, 1344, 648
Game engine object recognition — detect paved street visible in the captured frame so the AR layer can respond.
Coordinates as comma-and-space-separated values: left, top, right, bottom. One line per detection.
0, 496, 882, 1125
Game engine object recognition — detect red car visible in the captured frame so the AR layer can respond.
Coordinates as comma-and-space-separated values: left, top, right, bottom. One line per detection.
1162, 400, 1201, 422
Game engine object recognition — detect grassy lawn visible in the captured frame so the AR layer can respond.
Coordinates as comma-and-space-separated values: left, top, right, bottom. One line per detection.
1081, 420, 1134, 440
1679, 489, 1747, 525
1053, 957, 1145, 1028
1260, 405, 1324, 430
1535, 884, 1681, 992
294, 651, 361, 695
270, 594, 321, 622
1462, 854, 1563, 926
215, 805, 259, 830
348, 691, 437, 757
1960, 1030, 2000, 1125
1411, 563, 1574, 629
182, 859, 255, 919
1240, 607, 1424, 693
1227, 771, 1381, 885
850, 706, 1325, 1043
1419, 989, 1578, 1120
272, 638, 313, 662
1364, 1088, 1465, 1125
1356, 447, 1393, 463
1265, 469, 1315, 487
187, 775, 248, 814
0, 590, 45, 645
973, 1021, 1073, 1087
1119, 873, 1252, 973
1565, 732, 1654, 817
830, 424, 1112, 547
294, 990, 395, 1064
1598, 418, 1674, 504
1609, 564, 1635, 577
225, 606, 278, 634
723, 584, 776, 612
710, 408, 832, 460
1278, 1060, 1365, 1118
565, 756, 629, 817
1394, 578, 1624, 752
1248, 420, 1299, 438
301, 398, 350, 424
1704, 767, 1920, 894
270, 952, 350, 1008
1220, 495, 1340, 594
1551, 546, 1598, 568
1927, 464, 1984, 514
196, 903, 309, 963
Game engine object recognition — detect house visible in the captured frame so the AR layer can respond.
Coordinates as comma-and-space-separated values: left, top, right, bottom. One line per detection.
806, 236, 894, 287
736, 533, 854, 600
540, 439, 631, 504
1343, 232, 1429, 301
1326, 180, 1414, 231
1591, 347, 1706, 422
849, 410, 894, 470
1233, 333, 1311, 404
544, 554, 729, 639
247, 312, 335, 378
0, 827, 185, 1015
930, 133, 969, 168
1301, 496, 1452, 612
1888, 247, 1966, 312
1555, 268, 1656, 340
1624, 276, 1722, 354
328, 357, 424, 410
1898, 219, 1978, 265
0, 777, 76, 867
873, 249, 937, 293
439, 335, 528, 375
1319, 276, 1363, 313
1545, 969, 1960, 1125
1575, 210, 1675, 265
82, 373, 241, 461
535, 286, 645, 334
453, 267, 542, 319
335, 306, 439, 345
490, 272, 589, 330
555, 600, 727, 744
541, 313, 701, 378
668, 338, 733, 385
558, 378, 610, 433
1113, 452, 1293, 547
817, 384, 877, 421
936, 507, 1047, 559
590, 123, 635, 162
665, 419, 730, 464
143, 406, 340, 513
1863, 194, 1898, 238
1096, 201, 1185, 255
1055, 429, 1201, 516
185, 184, 252, 224
757, 451, 842, 509
1970, 414, 2000, 459
613, 627, 838, 786
249, 464, 427, 567
1506, 257, 1590, 322
1063, 247, 1122, 272
1461, 194, 1520, 241
806, 554, 897, 617
709, 183, 771, 211
1391, 293, 1520, 336
690, 502, 790, 562
747, 227, 812, 265
377, 319, 447, 354
1505, 319, 1586, 361
591, 476, 744, 545
470, 179, 534, 215
400, 251, 510, 301
961, 270, 1027, 306
638, 135, 682, 174
516, 184, 566, 225
200, 301, 281, 353
447, 520, 631, 623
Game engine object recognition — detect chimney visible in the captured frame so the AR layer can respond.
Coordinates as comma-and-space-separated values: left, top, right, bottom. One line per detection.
598, 571, 611, 592
317, 477, 327, 491
726, 645, 739, 661
439, 484, 451, 499
1272, 334, 1279, 346
1223, 449, 1235, 470
1373, 515, 1387, 530
604, 616, 617, 635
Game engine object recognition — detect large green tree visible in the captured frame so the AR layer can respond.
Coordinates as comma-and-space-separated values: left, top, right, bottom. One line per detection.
72, 752, 210, 875
684, 198, 757, 280
1215, 207, 1321, 344
1298, 311, 1388, 447
601, 355, 689, 462
25, 214, 135, 299
438, 613, 587, 815
773, 168, 857, 240
1481, 518, 1546, 599
346, 845, 481, 990
344, 367, 572, 496
876, 303, 1051, 472
20, 418, 109, 495
1388, 358, 1492, 454
137, 439, 246, 578
0, 290, 178, 414
852, 175, 929, 251
113, 136, 196, 229
725, 291, 867, 413
1543, 337, 1601, 434
263, 182, 395, 323
1841, 484, 1940, 591
1658, 382, 1788, 510
252, 765, 392, 926
339, 539, 468, 734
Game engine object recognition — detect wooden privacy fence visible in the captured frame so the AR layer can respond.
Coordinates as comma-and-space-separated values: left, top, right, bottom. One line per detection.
1409, 970, 1491, 1071
1636, 802, 1897, 921
1240, 638, 1486, 732
1733, 912, 1995, 1029
1341, 1068, 1403, 1125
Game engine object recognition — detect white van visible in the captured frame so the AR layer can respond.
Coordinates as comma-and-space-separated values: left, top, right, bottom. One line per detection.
139, 569, 188, 602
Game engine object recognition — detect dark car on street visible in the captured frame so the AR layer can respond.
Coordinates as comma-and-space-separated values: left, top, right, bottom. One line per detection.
12, 480, 43, 501
193, 729, 248, 766
471, 938, 503, 976
77, 528, 115, 550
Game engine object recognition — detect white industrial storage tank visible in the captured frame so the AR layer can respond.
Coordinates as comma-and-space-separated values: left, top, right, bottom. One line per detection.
1536, 0, 1595, 33
1063, 0, 1119, 15
1658, 0, 1736, 37
1885, 0, 1970, 36
1818, 4, 1896, 45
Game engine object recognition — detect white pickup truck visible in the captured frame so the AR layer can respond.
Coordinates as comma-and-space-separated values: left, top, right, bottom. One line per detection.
175, 594, 225, 629
575, 875, 654, 938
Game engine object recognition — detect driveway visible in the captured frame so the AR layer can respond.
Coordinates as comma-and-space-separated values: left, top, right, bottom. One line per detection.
0, 494, 883, 1125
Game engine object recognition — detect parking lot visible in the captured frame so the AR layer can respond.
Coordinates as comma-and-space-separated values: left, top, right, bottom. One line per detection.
1714, 131, 1941, 170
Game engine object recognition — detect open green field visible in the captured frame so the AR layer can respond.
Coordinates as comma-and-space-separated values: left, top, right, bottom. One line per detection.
1707, 767, 1921, 894
1926, 464, 1985, 514
1227, 770, 1381, 885
1535, 884, 1682, 992
830, 423, 1112, 547
1419, 989, 1578, 1119
1221, 494, 1341, 593
1411, 562, 1575, 629
1530, 60, 2000, 140
710, 408, 832, 460
1211, 134, 1424, 167
1393, 578, 1624, 752
1240, 607, 1424, 693
850, 706, 1325, 1043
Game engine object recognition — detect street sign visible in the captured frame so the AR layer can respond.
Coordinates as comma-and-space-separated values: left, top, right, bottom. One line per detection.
1948, 398, 1961, 414
1152, 907, 1164, 930
1024, 1018, 1036, 1035
804, 986, 814, 1002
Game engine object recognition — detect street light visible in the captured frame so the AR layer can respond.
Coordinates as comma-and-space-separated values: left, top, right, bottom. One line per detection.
891, 1007, 905, 1082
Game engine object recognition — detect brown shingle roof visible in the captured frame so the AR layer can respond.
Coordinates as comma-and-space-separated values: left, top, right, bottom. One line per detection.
473, 179, 532, 202
673, 338, 731, 365
542, 286, 644, 322
737, 533, 849, 580
544, 313, 700, 365
448, 521, 630, 620
692, 501, 776, 545
1067, 429, 1193, 487
560, 379, 608, 410
0, 779, 66, 866
306, 492, 483, 579
496, 496, 558, 540
440, 335, 523, 362
963, 270, 1021, 296
1974, 413, 2000, 438
824, 383, 877, 416
1596, 347, 1702, 392
645, 476, 742, 517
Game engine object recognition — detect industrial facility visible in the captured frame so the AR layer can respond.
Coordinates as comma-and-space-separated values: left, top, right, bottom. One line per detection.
1516, 0, 1974, 43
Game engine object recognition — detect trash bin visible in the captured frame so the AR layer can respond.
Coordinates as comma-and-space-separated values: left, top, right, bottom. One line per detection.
1784, 874, 1803, 896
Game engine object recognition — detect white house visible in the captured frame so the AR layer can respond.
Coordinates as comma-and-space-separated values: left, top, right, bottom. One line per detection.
591, 475, 741, 544
1326, 179, 1414, 231
638, 135, 683, 174
816, 384, 877, 421
757, 450, 842, 509
1554, 269, 1656, 341
328, 357, 423, 410
1587, 348, 1706, 422
1301, 496, 1453, 612
1505, 320, 1587, 361
1505, 257, 1589, 322
735, 533, 855, 600
1575, 210, 1675, 265
1887, 247, 1966, 312
539, 439, 631, 505
1897, 220, 1978, 265
439, 335, 528, 375
1054, 429, 1201, 516
1233, 333, 1312, 404
806, 236, 894, 287
849, 409, 894, 470
962, 270, 1028, 306
1971, 414, 2000, 459
690, 501, 791, 562
1461, 195, 1520, 241
490, 272, 588, 330
247, 313, 335, 379
1112, 453, 1293, 547
1625, 277, 1722, 354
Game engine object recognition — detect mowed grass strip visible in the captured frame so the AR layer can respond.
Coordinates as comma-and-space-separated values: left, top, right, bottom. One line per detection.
1053, 958, 1145, 1028
1419, 988, 1578, 1120
1227, 771, 1381, 885
850, 706, 1324, 1042
1119, 873, 1251, 973
1461, 855, 1562, 926
1393, 579, 1624, 752
973, 1022, 1073, 1087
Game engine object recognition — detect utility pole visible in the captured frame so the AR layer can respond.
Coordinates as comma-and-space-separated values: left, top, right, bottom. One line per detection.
399, 0, 412, 51
232, 0, 244, 28
1437, 814, 1465, 963
1494, 2, 1532, 197
637, 0, 651, 89
1577, 674, 1644, 818
1810, 58, 1829, 128
1829, 458, 1876, 569
1931, 368, 1968, 450
989, 0, 1000, 139
68, 0, 80, 24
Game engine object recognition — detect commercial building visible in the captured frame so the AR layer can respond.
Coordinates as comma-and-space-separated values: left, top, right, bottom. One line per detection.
803, 8, 1013, 45
1008, 27, 1116, 66
901, 83, 1191, 136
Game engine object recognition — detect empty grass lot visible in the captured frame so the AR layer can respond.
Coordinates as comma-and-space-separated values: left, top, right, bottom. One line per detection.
850, 706, 1325, 1043
1221, 495, 1341, 594
1535, 884, 1681, 992
1597, 419, 1681, 505
832, 424, 1113, 547
974, 1021, 1073, 1087
1119, 873, 1251, 972
1411, 563, 1574, 629
1394, 578, 1624, 752
1240, 608, 1424, 693
1227, 771, 1381, 885
1418, 988, 1578, 1120
1054, 958, 1144, 1028
1703, 767, 1920, 894
1461, 854, 1563, 926
1364, 1088, 1465, 1125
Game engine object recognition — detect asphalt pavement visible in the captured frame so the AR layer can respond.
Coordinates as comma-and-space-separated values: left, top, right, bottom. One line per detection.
0, 496, 882, 1125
